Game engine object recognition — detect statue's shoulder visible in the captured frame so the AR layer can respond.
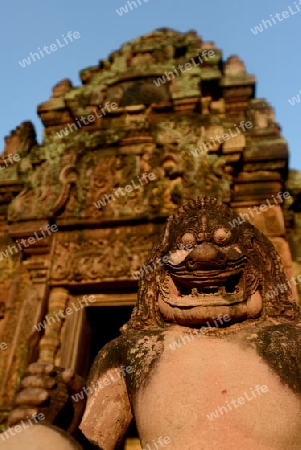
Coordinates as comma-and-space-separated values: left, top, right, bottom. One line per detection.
88, 330, 165, 381
88, 336, 123, 380
247, 322, 301, 395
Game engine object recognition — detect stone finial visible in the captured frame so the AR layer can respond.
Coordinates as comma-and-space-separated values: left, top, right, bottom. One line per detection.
52, 79, 72, 98
2, 121, 37, 156
224, 55, 246, 75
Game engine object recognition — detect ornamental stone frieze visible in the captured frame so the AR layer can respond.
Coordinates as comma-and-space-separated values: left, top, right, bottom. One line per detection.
49, 226, 163, 284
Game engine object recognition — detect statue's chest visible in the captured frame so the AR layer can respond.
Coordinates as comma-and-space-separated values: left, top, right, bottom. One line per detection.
132, 333, 301, 450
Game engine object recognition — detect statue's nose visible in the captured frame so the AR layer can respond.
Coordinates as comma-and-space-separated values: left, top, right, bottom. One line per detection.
185, 243, 227, 270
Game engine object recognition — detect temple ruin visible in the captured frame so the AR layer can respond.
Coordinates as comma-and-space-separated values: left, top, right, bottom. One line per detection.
0, 28, 300, 448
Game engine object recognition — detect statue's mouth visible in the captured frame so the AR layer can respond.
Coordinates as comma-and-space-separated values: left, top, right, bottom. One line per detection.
159, 260, 246, 307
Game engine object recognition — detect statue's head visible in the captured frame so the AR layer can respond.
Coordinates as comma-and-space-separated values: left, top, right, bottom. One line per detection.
124, 196, 299, 331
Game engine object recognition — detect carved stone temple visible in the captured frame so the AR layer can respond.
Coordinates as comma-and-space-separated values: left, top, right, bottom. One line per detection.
0, 28, 300, 448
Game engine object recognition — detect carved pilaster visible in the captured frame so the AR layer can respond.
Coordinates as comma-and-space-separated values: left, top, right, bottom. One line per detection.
38, 287, 69, 364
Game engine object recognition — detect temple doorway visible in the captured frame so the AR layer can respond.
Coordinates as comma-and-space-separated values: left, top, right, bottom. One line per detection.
60, 292, 142, 449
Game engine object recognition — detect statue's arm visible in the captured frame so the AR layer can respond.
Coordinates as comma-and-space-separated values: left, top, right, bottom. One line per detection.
79, 338, 133, 450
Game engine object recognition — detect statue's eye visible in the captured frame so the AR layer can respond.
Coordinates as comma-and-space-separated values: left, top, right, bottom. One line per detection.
181, 232, 196, 248
213, 228, 231, 245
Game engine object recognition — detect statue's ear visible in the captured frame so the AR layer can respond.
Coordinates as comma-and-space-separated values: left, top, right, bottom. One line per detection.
245, 225, 297, 311
242, 227, 255, 252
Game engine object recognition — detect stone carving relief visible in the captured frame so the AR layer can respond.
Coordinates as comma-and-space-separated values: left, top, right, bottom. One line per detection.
50, 226, 161, 283
149, 120, 232, 214
0, 266, 41, 407
8, 143, 85, 221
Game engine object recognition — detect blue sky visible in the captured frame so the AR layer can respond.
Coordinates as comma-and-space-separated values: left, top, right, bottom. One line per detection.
1, 0, 300, 169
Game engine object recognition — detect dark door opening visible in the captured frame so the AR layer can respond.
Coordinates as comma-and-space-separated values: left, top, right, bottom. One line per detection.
86, 305, 133, 369
82, 306, 141, 450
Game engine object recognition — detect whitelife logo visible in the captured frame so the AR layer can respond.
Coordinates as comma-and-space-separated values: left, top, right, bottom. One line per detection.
34, 295, 96, 332
71, 365, 133, 402
132, 243, 194, 280
190, 121, 253, 157
0, 413, 45, 442
228, 192, 290, 229
206, 385, 269, 421
168, 315, 231, 351
0, 342, 7, 351
0, 224, 58, 261
153, 49, 215, 87
18, 31, 81, 68
141, 436, 172, 450
250, 1, 301, 35
55, 101, 118, 138
0, 153, 20, 170
116, 0, 150, 16
288, 89, 301, 106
